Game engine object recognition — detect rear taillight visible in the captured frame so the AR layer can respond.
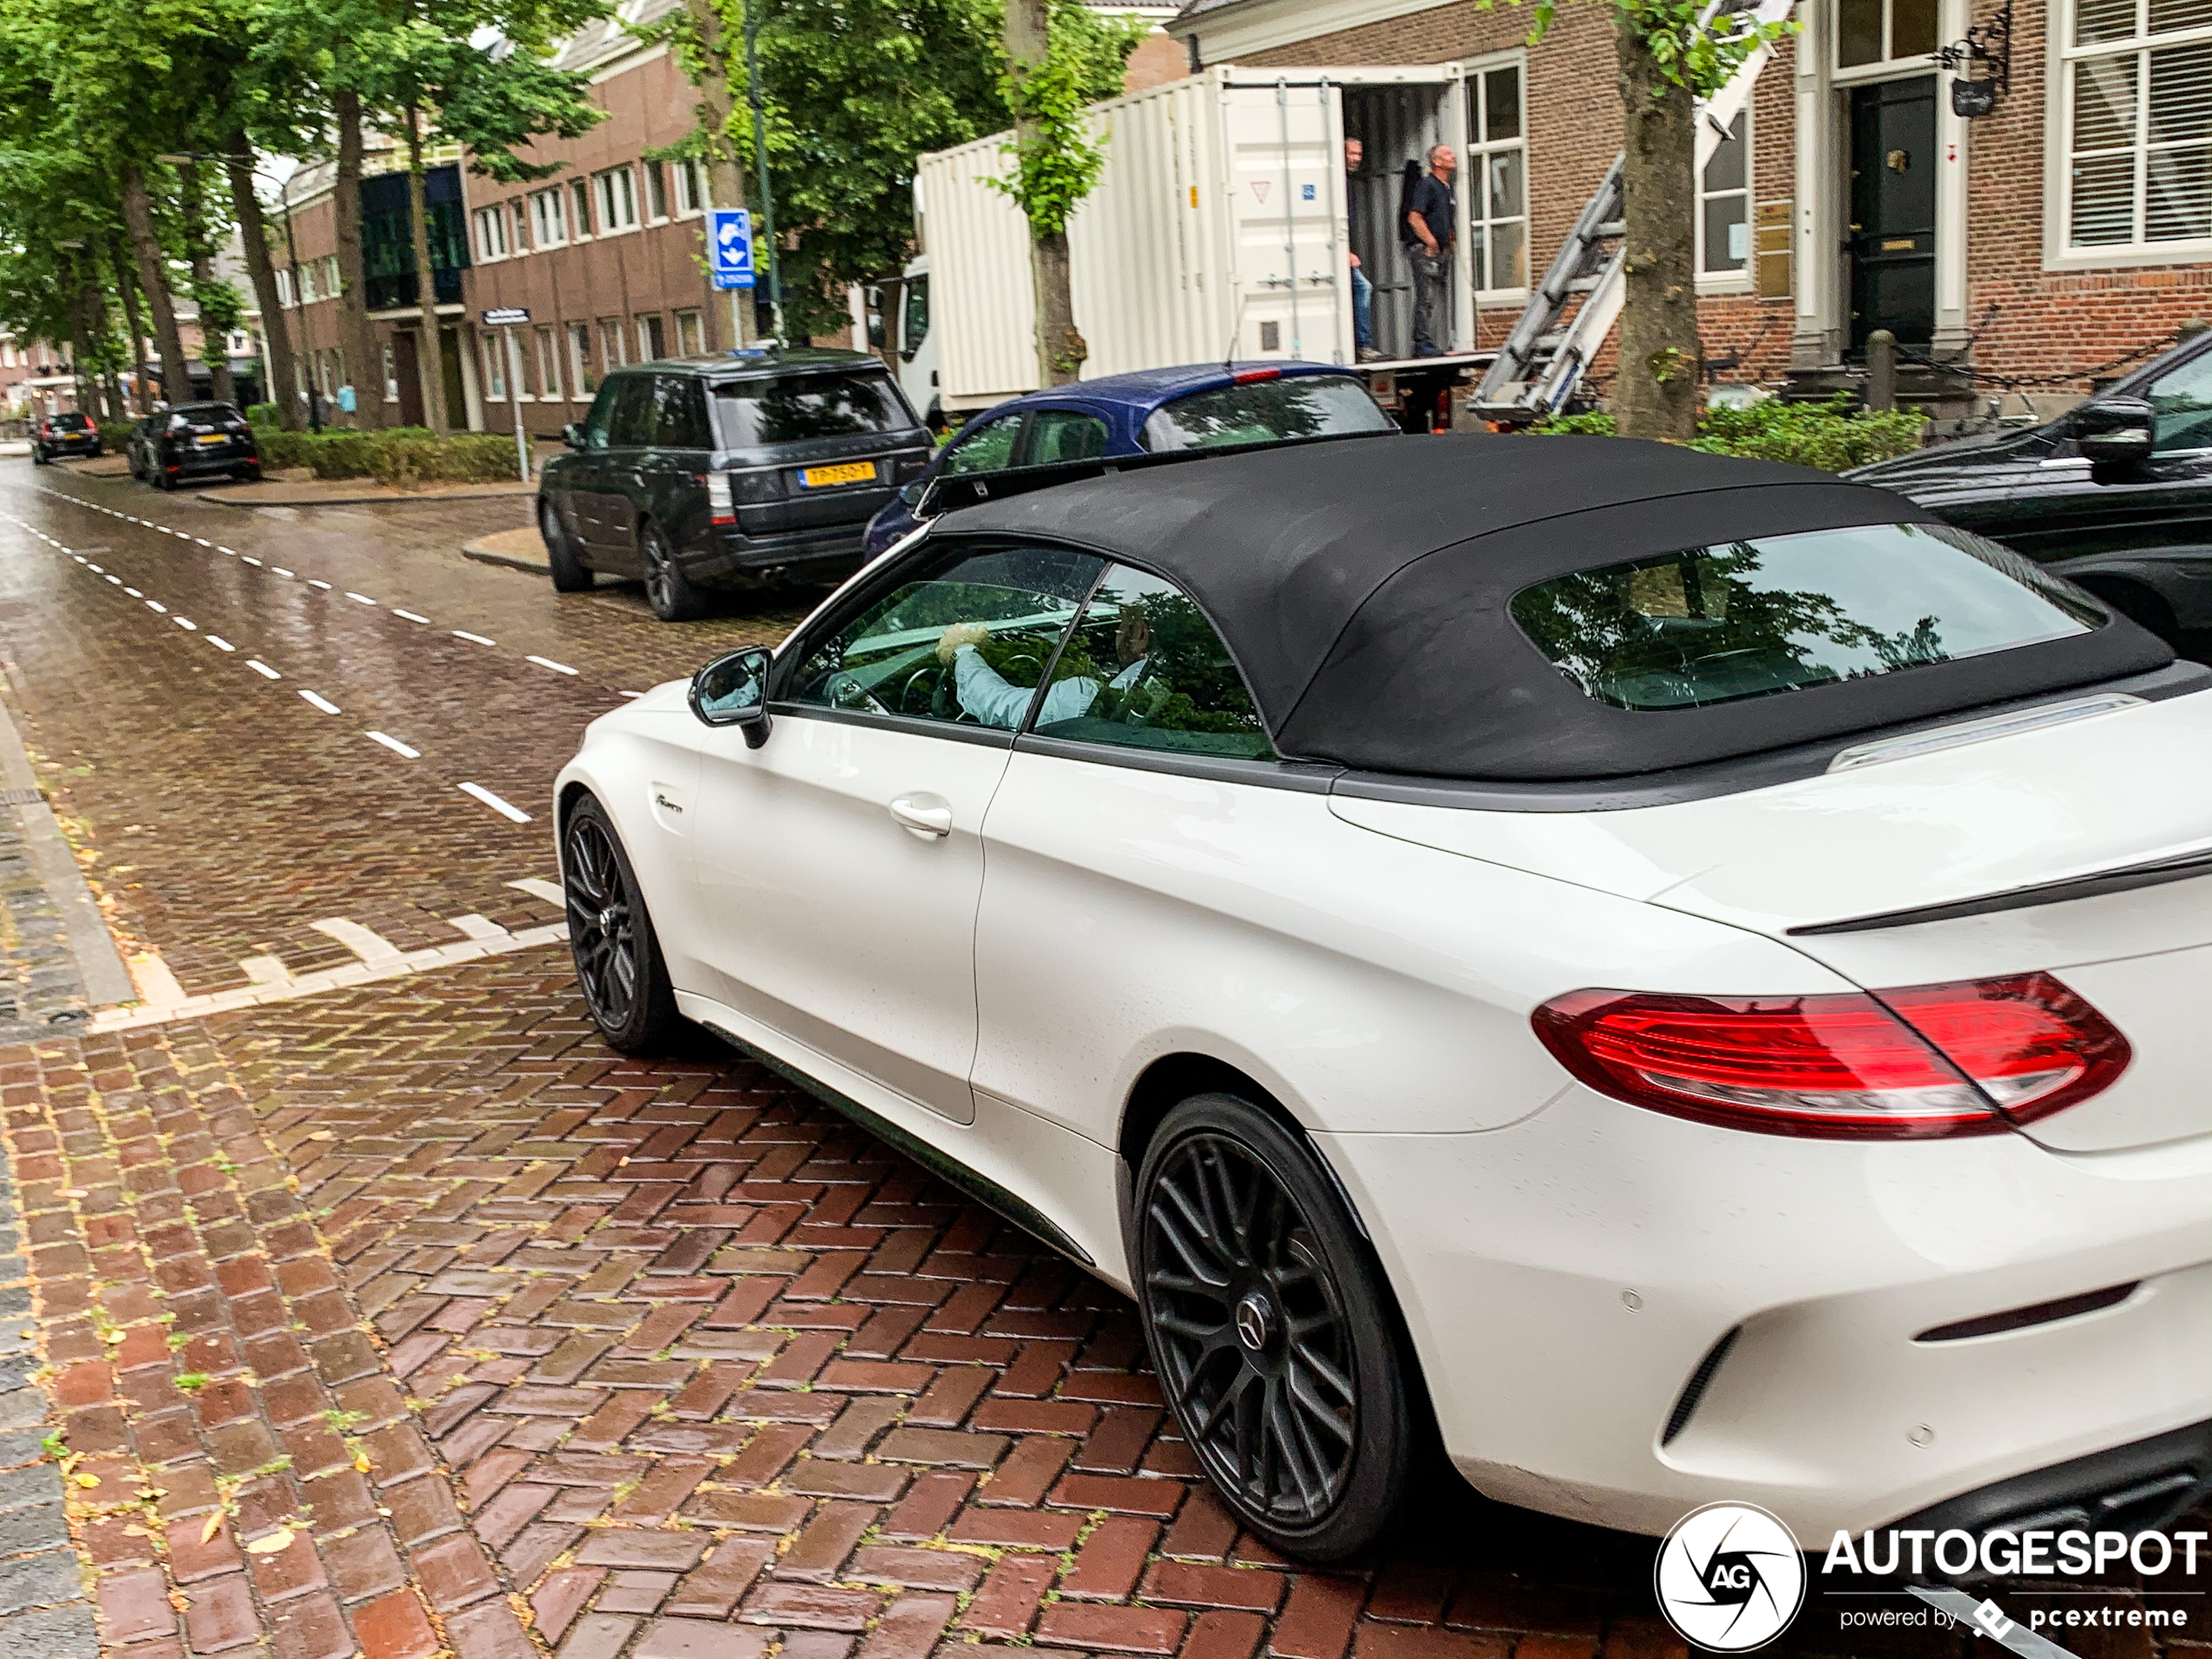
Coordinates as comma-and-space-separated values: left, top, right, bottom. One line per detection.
1531, 973, 2130, 1140
707, 469, 735, 526
1233, 367, 1283, 383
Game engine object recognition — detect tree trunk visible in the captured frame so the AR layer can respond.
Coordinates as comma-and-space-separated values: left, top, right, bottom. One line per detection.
404, 105, 450, 435
1006, 0, 1084, 387
111, 240, 152, 414
62, 273, 91, 417
225, 134, 303, 430
333, 91, 384, 429
178, 162, 237, 407
119, 165, 193, 406
680, 0, 750, 351
1612, 14, 1701, 442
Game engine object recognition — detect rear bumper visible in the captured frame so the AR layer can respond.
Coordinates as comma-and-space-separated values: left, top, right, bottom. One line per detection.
693, 523, 868, 583
165, 448, 258, 476
1316, 1085, 2212, 1541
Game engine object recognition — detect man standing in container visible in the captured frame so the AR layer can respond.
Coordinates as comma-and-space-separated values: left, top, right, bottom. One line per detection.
1345, 138, 1379, 362
1404, 144, 1456, 358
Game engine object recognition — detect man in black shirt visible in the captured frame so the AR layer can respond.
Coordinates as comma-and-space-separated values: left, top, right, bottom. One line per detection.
1402, 144, 1457, 357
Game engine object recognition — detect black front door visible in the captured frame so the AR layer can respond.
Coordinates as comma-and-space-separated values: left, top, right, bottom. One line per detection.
1849, 76, 1937, 354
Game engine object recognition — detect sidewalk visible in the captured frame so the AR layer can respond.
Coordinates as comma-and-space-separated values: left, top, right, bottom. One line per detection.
460, 527, 551, 575
201, 477, 536, 509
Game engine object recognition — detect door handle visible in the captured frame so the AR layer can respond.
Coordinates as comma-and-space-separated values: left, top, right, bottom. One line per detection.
888, 792, 954, 840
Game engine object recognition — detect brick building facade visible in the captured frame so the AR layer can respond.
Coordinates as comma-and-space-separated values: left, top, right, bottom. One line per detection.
1170, 0, 2212, 408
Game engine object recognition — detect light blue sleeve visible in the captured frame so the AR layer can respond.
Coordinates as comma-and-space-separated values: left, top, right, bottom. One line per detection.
953, 645, 1041, 729
1033, 675, 1102, 728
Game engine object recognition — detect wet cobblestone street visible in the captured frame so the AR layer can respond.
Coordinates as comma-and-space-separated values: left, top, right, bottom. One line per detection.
0, 457, 2175, 1659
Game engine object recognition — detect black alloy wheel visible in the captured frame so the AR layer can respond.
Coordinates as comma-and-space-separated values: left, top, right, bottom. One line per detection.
542, 499, 595, 593
640, 520, 707, 622
30, 447, 46, 466
562, 794, 680, 1054
1135, 1093, 1415, 1561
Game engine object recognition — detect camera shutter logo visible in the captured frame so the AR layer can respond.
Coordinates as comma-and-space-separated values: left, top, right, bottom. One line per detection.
1654, 1503, 1806, 1652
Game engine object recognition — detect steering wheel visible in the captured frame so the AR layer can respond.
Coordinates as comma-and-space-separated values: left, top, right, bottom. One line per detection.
900, 665, 941, 715
805, 670, 889, 716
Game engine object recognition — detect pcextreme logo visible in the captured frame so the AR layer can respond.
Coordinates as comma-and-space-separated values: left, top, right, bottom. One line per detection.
1654, 1503, 1808, 1652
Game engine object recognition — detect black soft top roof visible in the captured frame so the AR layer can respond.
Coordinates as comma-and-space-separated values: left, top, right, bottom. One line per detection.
941, 435, 2172, 780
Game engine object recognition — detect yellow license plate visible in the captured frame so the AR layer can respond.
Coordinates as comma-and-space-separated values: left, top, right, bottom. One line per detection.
798, 461, 876, 489
194, 434, 226, 445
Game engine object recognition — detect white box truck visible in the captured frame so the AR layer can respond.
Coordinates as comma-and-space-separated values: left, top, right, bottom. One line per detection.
892, 63, 1492, 428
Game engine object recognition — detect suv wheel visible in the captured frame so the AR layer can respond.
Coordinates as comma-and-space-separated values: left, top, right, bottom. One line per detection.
1133, 1093, 1416, 1561
640, 520, 706, 622
541, 500, 594, 593
30, 446, 45, 467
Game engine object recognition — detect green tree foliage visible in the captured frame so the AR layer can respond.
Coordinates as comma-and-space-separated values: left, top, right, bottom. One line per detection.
1534, 395, 1927, 469
988, 0, 1147, 240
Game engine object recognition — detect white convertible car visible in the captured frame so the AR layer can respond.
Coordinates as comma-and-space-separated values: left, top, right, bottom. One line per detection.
556, 434, 2212, 1561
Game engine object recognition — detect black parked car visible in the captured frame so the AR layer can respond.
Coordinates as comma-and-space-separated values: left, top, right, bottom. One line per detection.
538, 349, 934, 621
30, 412, 100, 463
127, 402, 261, 489
1848, 333, 2212, 644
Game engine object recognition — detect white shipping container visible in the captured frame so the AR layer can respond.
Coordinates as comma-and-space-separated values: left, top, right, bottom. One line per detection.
916, 64, 1480, 413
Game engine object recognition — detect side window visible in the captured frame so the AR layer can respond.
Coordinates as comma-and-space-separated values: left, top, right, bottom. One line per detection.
1024, 410, 1110, 465
649, 376, 711, 449
783, 543, 1105, 731
606, 376, 658, 447
941, 415, 1022, 476
2146, 353, 2212, 454
580, 379, 622, 449
1032, 564, 1275, 761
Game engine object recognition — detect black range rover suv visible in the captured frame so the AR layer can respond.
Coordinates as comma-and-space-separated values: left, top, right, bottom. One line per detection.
537, 349, 934, 621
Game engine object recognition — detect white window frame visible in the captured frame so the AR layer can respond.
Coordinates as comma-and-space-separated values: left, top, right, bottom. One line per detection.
531, 187, 569, 247
569, 320, 595, 396
1696, 107, 1755, 288
475, 205, 509, 262
2052, 0, 2212, 264
644, 158, 670, 223
674, 158, 710, 217
675, 309, 705, 355
1832, 0, 1946, 74
536, 326, 563, 401
275, 268, 294, 307
1466, 53, 1531, 300
594, 166, 640, 235
482, 334, 507, 400
322, 255, 342, 300
636, 312, 666, 362
511, 199, 530, 255
599, 316, 628, 369
571, 178, 594, 239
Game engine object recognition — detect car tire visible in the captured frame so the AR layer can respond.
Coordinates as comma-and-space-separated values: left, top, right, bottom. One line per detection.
156, 464, 176, 491
541, 500, 595, 593
1132, 1092, 1415, 1562
562, 793, 683, 1055
639, 519, 707, 622
30, 447, 45, 467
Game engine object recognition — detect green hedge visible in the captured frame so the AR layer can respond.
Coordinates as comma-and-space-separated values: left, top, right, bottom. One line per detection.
97, 420, 135, 453
245, 402, 281, 428
1533, 395, 1926, 471
253, 425, 523, 485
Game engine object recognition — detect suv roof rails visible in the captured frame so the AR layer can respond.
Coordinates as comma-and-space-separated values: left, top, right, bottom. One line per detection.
915, 425, 1396, 522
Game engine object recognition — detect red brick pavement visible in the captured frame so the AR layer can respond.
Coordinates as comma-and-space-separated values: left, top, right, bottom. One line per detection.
0, 950, 1968, 1659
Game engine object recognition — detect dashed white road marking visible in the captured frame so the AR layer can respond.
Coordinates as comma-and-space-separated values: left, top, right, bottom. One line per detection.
307, 578, 332, 591
454, 631, 496, 646
246, 659, 281, 680
105, 575, 121, 585
124, 586, 142, 597
207, 637, 235, 652
241, 556, 262, 566
527, 656, 578, 676
365, 731, 421, 759
460, 782, 532, 823
309, 917, 407, 968
173, 617, 196, 631
394, 610, 429, 624
145, 599, 166, 613
346, 592, 377, 606
299, 690, 341, 715
272, 567, 293, 577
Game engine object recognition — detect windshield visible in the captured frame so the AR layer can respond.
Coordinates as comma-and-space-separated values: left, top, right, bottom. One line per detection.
1510, 523, 2107, 711
1142, 376, 1394, 452
49, 414, 90, 429
714, 372, 917, 446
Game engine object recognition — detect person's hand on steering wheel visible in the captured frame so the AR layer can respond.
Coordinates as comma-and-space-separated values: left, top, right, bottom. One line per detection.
937, 621, 990, 664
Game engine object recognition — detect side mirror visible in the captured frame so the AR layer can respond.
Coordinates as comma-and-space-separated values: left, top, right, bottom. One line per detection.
691, 645, 773, 747
2076, 397, 2155, 469
561, 423, 583, 449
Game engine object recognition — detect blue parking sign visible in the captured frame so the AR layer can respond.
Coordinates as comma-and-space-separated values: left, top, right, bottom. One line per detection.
708, 209, 755, 289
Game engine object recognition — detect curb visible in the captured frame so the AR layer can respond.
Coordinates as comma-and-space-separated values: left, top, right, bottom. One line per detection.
0, 694, 132, 1011
204, 482, 536, 509
462, 534, 551, 575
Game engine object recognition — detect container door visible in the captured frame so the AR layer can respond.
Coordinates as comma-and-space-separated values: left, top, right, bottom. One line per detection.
1217, 76, 1351, 365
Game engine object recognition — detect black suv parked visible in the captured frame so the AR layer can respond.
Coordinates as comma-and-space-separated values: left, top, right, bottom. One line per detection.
128, 402, 261, 489
537, 349, 934, 620
1848, 331, 2212, 645
30, 413, 100, 463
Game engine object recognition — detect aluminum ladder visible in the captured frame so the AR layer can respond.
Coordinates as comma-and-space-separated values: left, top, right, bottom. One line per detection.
1471, 0, 1796, 421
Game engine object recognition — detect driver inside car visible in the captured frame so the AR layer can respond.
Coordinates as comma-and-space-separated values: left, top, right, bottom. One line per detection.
936, 606, 1154, 729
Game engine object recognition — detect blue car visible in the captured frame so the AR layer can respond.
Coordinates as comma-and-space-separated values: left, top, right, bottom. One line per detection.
862, 361, 1397, 556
